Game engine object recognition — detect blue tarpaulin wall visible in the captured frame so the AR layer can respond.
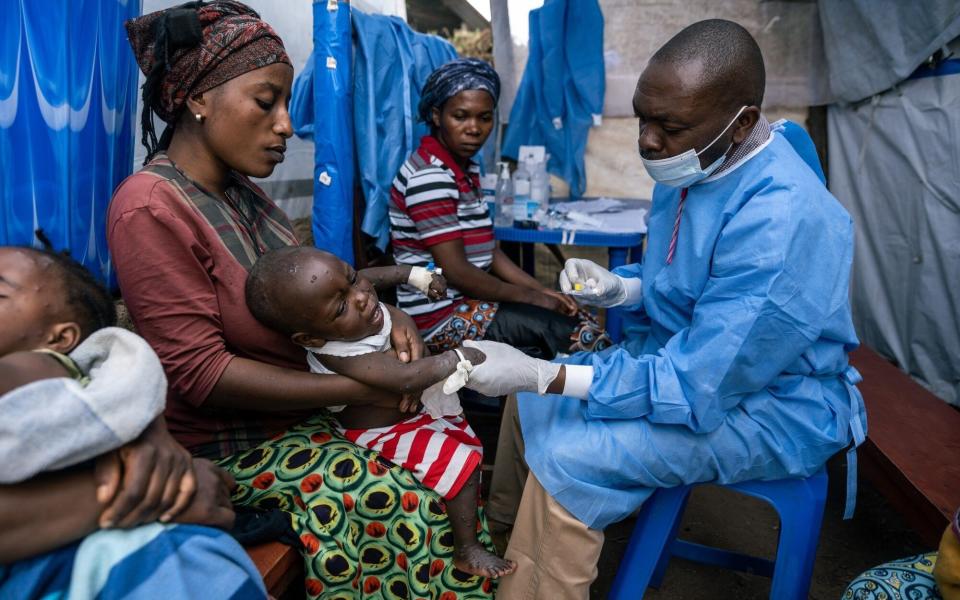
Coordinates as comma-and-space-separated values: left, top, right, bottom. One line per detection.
0, 0, 141, 286
502, 0, 604, 197
291, 6, 457, 256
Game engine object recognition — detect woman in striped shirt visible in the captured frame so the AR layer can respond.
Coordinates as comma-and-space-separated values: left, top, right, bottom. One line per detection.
390, 59, 610, 359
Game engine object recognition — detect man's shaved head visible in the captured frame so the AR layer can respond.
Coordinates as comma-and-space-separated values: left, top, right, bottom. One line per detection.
633, 19, 765, 166
650, 19, 765, 111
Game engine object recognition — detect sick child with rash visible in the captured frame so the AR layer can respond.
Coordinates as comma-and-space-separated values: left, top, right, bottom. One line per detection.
245, 246, 515, 579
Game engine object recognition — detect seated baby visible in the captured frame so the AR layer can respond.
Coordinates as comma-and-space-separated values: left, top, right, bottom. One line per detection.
245, 247, 515, 579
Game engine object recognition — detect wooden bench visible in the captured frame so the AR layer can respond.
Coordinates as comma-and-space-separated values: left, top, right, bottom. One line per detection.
247, 541, 302, 598
850, 346, 960, 547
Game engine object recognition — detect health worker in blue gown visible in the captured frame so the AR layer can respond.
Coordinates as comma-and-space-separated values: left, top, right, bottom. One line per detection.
463, 19, 866, 599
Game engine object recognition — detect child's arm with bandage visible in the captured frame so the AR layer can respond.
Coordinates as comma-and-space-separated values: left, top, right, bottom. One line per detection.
359, 263, 447, 300
317, 346, 484, 396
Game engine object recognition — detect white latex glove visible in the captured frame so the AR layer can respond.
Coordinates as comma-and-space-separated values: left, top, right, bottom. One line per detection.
462, 340, 562, 397
558, 258, 629, 307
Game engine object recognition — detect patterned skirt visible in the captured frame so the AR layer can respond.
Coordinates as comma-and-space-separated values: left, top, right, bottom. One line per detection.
842, 552, 942, 600
217, 412, 495, 599
426, 299, 610, 357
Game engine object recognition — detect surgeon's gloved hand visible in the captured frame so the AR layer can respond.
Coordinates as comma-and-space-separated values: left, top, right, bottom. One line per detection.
461, 340, 561, 397
559, 258, 635, 307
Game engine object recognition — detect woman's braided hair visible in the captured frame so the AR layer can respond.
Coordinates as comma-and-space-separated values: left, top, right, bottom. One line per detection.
138, 1, 207, 161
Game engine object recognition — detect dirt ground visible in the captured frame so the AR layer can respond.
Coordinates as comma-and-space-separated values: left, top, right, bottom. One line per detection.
466, 243, 928, 600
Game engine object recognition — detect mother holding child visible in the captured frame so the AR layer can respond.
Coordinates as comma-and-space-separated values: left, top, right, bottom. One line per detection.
102, 0, 562, 596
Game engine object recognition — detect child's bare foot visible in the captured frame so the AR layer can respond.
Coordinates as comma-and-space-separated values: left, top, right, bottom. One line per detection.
454, 543, 517, 579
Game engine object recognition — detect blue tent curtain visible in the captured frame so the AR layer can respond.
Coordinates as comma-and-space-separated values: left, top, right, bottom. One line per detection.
0, 0, 141, 286
352, 11, 457, 250
306, 0, 355, 264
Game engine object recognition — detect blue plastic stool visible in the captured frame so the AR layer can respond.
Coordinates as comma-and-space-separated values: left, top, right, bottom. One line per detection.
609, 467, 828, 600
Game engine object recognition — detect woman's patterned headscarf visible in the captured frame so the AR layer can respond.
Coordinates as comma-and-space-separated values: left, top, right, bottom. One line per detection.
417, 58, 500, 122
125, 1, 291, 157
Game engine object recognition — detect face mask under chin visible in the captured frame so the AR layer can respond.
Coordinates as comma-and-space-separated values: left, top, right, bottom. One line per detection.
640, 106, 747, 188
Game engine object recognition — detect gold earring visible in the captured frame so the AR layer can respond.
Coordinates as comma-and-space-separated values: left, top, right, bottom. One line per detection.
195, 113, 204, 123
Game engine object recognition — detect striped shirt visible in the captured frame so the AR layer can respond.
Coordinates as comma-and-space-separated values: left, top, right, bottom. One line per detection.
389, 136, 495, 336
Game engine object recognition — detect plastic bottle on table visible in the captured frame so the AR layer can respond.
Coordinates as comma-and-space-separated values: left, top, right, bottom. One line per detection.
513, 161, 532, 222
529, 160, 549, 223
494, 162, 515, 227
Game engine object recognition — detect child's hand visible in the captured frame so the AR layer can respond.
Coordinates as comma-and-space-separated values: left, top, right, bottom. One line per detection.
398, 392, 422, 413
370, 391, 421, 413
459, 346, 486, 366
427, 273, 447, 300
408, 265, 447, 300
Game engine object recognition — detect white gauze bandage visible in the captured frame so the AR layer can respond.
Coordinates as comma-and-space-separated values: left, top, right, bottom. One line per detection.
421, 349, 471, 418
408, 266, 442, 296
443, 348, 473, 394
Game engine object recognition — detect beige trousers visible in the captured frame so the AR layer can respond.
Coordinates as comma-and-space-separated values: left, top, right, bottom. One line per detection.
497, 473, 605, 600
486, 394, 527, 527
490, 396, 605, 599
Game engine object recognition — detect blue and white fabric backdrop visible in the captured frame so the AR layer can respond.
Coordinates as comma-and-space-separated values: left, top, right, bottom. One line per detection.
352, 10, 457, 251
0, 0, 141, 287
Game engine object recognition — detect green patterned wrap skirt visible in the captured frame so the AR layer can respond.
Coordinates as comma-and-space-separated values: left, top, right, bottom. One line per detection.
217, 413, 496, 599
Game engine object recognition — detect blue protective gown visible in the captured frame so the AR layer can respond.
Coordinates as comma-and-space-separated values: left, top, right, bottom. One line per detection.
352, 11, 458, 250
518, 129, 867, 529
502, 0, 604, 197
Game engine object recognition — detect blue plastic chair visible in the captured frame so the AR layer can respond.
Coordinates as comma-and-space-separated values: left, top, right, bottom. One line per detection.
609, 467, 828, 600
